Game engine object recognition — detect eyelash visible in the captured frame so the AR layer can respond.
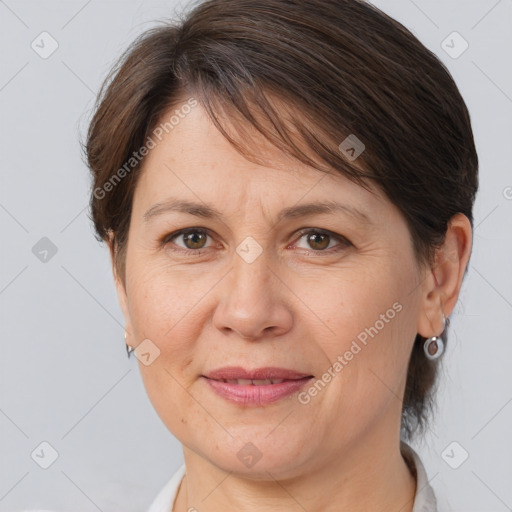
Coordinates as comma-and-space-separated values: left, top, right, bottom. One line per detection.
160, 227, 352, 256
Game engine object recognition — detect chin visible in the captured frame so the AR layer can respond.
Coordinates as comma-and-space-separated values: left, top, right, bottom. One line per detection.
198, 433, 312, 479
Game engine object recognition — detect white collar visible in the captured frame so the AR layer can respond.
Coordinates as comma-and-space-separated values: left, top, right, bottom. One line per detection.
401, 441, 439, 512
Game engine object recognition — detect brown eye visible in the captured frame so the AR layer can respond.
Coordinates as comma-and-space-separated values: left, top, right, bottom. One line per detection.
306, 232, 330, 250
163, 228, 213, 254
181, 230, 208, 249
294, 229, 351, 253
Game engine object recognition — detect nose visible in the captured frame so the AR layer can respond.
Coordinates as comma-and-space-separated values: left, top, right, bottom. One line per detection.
212, 252, 293, 341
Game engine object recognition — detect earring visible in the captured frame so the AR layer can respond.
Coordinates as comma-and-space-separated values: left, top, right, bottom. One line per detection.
125, 331, 135, 359
423, 336, 444, 360
423, 312, 446, 360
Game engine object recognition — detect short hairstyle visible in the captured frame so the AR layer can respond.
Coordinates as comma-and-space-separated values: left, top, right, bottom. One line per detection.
84, 0, 478, 441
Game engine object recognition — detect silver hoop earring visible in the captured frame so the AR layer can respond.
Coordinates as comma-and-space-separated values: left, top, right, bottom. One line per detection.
423, 336, 444, 360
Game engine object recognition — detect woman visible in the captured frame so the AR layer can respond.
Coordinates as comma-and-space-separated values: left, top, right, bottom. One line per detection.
85, 0, 478, 510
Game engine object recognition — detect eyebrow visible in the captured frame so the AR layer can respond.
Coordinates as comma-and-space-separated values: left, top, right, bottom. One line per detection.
142, 198, 373, 226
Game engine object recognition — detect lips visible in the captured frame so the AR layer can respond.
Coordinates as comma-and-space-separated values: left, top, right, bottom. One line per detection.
202, 366, 314, 406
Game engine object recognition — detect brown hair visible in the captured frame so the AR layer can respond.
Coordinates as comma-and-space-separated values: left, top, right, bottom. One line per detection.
84, 0, 478, 441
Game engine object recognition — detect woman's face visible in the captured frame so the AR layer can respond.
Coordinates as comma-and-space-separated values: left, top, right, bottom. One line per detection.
114, 97, 435, 477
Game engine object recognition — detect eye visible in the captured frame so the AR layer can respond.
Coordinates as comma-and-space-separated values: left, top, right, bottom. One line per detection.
292, 228, 352, 254
162, 228, 214, 255
160, 227, 352, 257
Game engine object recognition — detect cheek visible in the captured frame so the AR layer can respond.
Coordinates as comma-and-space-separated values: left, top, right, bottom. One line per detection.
126, 259, 199, 338
310, 260, 417, 414
127, 270, 204, 433
138, 358, 204, 444
125, 263, 206, 397
310, 262, 405, 355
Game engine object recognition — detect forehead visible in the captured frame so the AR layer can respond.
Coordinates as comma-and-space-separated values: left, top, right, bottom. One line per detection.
132, 99, 388, 222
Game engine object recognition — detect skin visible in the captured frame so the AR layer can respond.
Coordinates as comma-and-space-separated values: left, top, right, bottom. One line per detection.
109, 96, 472, 512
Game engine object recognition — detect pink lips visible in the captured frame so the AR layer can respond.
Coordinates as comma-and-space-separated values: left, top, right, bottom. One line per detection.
202, 366, 314, 406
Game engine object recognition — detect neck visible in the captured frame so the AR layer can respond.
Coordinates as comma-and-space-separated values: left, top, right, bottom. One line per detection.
173, 430, 416, 512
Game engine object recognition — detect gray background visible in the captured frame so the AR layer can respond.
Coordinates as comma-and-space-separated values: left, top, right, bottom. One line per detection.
1, 0, 511, 510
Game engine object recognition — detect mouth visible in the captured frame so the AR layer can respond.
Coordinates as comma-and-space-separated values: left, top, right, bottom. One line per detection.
207, 378, 298, 385
203, 366, 314, 381
201, 367, 314, 406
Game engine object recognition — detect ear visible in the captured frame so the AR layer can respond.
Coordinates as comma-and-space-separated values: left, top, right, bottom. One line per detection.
107, 231, 133, 340
417, 213, 473, 338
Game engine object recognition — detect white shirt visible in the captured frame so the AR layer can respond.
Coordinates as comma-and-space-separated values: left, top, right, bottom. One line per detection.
147, 442, 438, 512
